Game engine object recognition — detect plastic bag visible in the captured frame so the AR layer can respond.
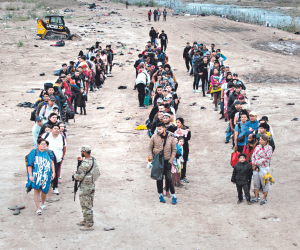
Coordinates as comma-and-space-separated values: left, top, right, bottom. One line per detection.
231, 152, 240, 167
151, 151, 164, 180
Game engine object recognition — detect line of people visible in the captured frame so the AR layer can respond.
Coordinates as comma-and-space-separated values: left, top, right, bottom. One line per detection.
28, 42, 113, 215
182, 41, 276, 206
134, 32, 192, 205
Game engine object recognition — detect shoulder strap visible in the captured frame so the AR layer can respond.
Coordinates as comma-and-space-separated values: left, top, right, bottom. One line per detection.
43, 104, 48, 116
44, 132, 50, 140
45, 149, 51, 158
163, 132, 168, 148
35, 149, 37, 157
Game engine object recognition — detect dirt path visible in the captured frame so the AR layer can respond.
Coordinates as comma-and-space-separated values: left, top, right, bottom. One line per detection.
1, 1, 300, 249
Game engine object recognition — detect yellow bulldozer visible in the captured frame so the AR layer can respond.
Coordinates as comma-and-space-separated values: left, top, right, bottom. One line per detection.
37, 15, 72, 40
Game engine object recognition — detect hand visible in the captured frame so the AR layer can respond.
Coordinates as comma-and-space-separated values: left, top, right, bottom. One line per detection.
199, 73, 203, 75
177, 130, 182, 134
29, 176, 34, 182
249, 127, 253, 132
77, 156, 83, 160
234, 145, 237, 152
51, 173, 55, 180
232, 182, 235, 185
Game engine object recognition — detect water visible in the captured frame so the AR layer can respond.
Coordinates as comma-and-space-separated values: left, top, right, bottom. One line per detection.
127, 0, 300, 29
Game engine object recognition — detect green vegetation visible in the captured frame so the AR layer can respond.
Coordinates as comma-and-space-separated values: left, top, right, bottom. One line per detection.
18, 40, 24, 47
22, 0, 35, 3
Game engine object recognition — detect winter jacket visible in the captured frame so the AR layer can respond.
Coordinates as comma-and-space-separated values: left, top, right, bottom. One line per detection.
163, 10, 167, 17
231, 161, 252, 185
148, 132, 176, 164
149, 30, 157, 39
227, 91, 239, 116
251, 144, 273, 168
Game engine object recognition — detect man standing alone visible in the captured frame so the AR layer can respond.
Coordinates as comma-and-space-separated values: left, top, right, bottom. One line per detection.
163, 9, 167, 21
183, 42, 192, 73
159, 30, 168, 52
148, 123, 177, 204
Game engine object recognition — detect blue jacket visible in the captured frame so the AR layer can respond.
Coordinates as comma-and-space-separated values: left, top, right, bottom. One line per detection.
244, 120, 259, 143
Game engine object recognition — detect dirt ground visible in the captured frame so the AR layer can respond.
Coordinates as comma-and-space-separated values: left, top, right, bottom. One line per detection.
1, 0, 300, 249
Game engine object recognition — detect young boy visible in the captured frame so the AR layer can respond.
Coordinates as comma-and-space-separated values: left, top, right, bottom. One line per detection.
231, 153, 252, 205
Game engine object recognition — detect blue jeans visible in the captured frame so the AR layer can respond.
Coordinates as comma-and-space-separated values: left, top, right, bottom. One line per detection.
220, 100, 224, 115
226, 123, 231, 141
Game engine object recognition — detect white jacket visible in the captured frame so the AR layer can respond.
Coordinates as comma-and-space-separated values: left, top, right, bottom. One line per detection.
135, 70, 150, 86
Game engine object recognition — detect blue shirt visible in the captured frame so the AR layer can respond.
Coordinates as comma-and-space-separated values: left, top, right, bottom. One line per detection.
244, 120, 259, 143
26, 149, 52, 194
234, 122, 247, 146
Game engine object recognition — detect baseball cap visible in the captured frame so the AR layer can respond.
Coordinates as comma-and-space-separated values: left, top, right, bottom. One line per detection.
164, 97, 170, 101
163, 88, 168, 91
261, 116, 269, 121
36, 116, 43, 121
233, 73, 238, 76
234, 101, 241, 105
166, 94, 172, 98
163, 113, 170, 117
157, 62, 163, 66
49, 95, 56, 101
81, 145, 91, 152
237, 95, 244, 99
249, 111, 257, 116
157, 98, 163, 103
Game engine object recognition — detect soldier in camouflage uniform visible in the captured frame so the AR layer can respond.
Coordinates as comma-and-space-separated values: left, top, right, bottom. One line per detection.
73, 145, 100, 231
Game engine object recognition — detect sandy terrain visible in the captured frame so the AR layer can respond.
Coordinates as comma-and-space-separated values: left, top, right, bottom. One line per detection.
0, 0, 300, 249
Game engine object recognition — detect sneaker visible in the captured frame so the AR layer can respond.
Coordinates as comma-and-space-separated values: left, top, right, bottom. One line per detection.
258, 194, 261, 200
182, 177, 189, 183
139, 106, 146, 109
181, 179, 187, 183
243, 196, 246, 200
187, 70, 189, 72
251, 198, 258, 203
159, 195, 166, 203
109, 71, 111, 74
165, 192, 171, 197
225, 140, 229, 144
195, 90, 200, 93
210, 96, 213, 100
214, 107, 218, 111
237, 200, 243, 204
178, 183, 185, 188
172, 197, 177, 205
247, 201, 252, 205
219, 116, 225, 120
193, 90, 196, 93
260, 199, 267, 205
53, 188, 59, 195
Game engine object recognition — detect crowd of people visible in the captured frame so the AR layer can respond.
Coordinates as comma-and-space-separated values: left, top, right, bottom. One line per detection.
135, 32, 276, 205
148, 9, 167, 22
28, 43, 114, 216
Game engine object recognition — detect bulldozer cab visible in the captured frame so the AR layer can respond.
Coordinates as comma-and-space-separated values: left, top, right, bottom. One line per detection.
47, 15, 65, 26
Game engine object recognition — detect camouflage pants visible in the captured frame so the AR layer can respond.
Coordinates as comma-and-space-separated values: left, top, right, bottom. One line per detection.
79, 184, 95, 226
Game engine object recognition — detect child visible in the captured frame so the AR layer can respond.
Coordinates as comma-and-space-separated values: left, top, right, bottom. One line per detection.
231, 153, 253, 205
171, 137, 184, 188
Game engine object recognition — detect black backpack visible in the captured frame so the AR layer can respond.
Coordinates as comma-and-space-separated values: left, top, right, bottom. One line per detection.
66, 100, 75, 122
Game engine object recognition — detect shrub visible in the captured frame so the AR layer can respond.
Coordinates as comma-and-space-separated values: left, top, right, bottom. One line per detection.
18, 41, 24, 47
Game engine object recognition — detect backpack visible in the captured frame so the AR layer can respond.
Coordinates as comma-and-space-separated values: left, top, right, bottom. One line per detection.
71, 84, 81, 93
236, 122, 246, 143
85, 52, 90, 60
66, 100, 75, 122
56, 40, 65, 47
30, 109, 36, 121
